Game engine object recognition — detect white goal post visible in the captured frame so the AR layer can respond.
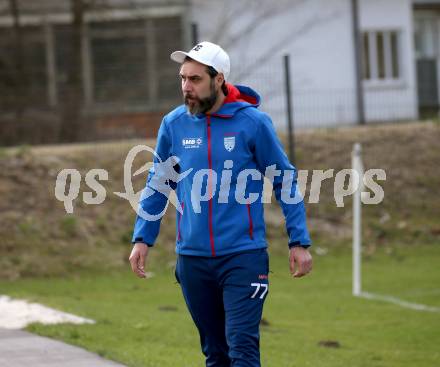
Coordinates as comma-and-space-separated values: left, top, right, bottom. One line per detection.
352, 143, 363, 297
351, 143, 439, 312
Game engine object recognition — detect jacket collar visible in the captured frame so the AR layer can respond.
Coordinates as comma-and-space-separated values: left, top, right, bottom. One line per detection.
194, 83, 261, 119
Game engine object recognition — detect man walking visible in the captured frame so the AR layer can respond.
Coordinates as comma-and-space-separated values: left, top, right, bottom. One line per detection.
129, 41, 312, 367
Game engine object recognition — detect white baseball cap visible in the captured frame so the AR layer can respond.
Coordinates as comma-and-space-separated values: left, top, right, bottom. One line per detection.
170, 41, 230, 80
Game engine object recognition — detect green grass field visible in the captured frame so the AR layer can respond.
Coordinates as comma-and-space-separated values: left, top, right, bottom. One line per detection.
1, 243, 439, 367
1, 122, 439, 366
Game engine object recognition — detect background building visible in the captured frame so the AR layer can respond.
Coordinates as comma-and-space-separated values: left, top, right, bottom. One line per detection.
0, 0, 439, 143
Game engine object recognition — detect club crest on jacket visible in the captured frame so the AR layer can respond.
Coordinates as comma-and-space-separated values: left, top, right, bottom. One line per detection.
224, 136, 235, 152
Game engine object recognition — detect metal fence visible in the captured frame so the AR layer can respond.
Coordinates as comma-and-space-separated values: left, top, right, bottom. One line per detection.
0, 15, 183, 145
231, 56, 421, 130
0, 14, 435, 146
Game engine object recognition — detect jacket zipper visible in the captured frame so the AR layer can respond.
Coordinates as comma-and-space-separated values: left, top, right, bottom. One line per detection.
177, 201, 184, 241
246, 202, 254, 240
207, 114, 216, 256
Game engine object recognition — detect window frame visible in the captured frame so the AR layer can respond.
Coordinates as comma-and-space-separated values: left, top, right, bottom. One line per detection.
362, 29, 404, 89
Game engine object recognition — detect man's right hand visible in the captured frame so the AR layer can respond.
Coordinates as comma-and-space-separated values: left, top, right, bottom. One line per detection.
129, 243, 149, 278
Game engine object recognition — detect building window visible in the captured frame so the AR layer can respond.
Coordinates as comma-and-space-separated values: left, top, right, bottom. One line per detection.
1, 14, 183, 113
90, 19, 148, 104
88, 17, 182, 107
414, 18, 438, 59
362, 30, 401, 81
0, 25, 47, 110
53, 16, 182, 109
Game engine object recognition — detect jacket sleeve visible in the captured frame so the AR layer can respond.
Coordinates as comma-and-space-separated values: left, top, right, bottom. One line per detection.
253, 113, 311, 248
131, 119, 173, 246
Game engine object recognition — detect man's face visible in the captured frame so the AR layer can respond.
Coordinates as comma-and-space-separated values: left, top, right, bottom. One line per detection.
179, 60, 221, 115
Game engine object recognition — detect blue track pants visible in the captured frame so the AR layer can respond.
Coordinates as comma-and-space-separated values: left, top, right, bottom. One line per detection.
175, 248, 269, 367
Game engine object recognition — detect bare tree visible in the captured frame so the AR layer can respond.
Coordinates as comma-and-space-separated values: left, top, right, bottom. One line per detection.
8, 0, 25, 120
191, 0, 341, 93
58, 0, 87, 142
58, 0, 123, 142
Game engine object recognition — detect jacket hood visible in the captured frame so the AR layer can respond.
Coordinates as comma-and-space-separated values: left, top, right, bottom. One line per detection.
195, 83, 261, 119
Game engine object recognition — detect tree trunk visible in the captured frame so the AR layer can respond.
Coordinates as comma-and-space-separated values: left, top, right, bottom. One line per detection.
59, 0, 86, 143
9, 0, 25, 121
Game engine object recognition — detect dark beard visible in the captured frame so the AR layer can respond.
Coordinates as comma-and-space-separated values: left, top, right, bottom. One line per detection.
184, 79, 218, 115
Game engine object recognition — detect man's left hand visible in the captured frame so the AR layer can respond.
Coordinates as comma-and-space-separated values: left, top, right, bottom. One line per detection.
289, 246, 313, 278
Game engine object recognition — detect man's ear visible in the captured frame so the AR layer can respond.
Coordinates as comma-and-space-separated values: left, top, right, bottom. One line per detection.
216, 73, 225, 86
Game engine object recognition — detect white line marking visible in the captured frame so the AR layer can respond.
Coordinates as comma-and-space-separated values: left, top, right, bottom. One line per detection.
357, 292, 440, 313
